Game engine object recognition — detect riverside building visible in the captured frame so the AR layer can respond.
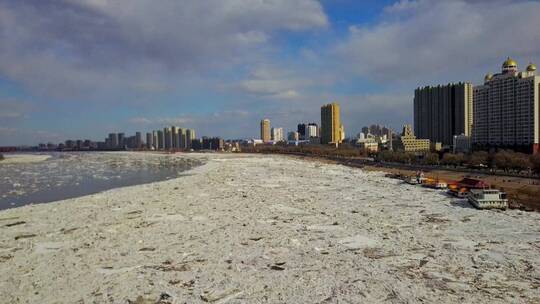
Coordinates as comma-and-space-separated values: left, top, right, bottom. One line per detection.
414, 83, 473, 147
472, 58, 539, 153
186, 129, 195, 149
271, 127, 284, 142
260, 119, 271, 143
157, 130, 164, 150
146, 132, 153, 149
395, 124, 431, 152
321, 102, 344, 145
164, 127, 172, 149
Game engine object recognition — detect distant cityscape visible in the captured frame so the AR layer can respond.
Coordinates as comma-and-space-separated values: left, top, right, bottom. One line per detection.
253, 57, 540, 156
1, 57, 538, 156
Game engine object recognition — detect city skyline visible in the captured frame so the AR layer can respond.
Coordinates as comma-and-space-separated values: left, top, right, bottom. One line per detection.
1, 1, 540, 145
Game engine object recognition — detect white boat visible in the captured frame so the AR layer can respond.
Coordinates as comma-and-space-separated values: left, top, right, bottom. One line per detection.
404, 176, 419, 185
434, 181, 447, 189
467, 189, 508, 210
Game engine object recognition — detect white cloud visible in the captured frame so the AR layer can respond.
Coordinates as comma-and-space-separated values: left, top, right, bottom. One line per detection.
237, 65, 315, 100
0, 0, 328, 98
336, 0, 540, 85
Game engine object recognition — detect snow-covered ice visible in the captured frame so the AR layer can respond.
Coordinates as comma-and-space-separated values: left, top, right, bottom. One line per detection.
0, 153, 538, 303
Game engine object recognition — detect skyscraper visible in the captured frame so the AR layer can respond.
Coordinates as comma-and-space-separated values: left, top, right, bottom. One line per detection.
135, 132, 142, 148
117, 133, 125, 148
414, 82, 473, 146
157, 130, 164, 150
271, 127, 284, 142
473, 58, 539, 153
186, 129, 195, 149
288, 131, 299, 141
171, 126, 179, 149
179, 128, 187, 149
260, 119, 271, 142
146, 132, 153, 149
306, 123, 318, 138
321, 102, 343, 145
108, 133, 118, 149
164, 127, 172, 150
152, 131, 158, 150
297, 123, 306, 140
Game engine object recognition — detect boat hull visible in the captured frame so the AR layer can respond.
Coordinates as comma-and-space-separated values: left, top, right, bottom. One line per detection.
468, 197, 508, 210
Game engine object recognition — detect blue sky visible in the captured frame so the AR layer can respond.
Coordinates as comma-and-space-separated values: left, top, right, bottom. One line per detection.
1, 0, 540, 145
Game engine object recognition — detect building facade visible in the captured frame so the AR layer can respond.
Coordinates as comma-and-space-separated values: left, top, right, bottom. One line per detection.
395, 124, 431, 152
414, 82, 473, 146
306, 123, 318, 138
164, 128, 172, 149
271, 127, 284, 142
288, 131, 299, 141
157, 130, 164, 150
146, 132, 153, 149
260, 119, 271, 143
321, 102, 344, 145
297, 123, 306, 140
472, 58, 539, 153
186, 129, 195, 149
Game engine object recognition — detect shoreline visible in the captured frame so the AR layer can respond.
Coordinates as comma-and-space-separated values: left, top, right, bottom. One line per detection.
1, 153, 539, 303
272, 153, 540, 212
0, 152, 205, 211
0, 154, 52, 164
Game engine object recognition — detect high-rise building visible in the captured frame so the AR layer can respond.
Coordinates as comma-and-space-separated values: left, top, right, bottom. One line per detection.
260, 119, 271, 142
178, 128, 187, 149
164, 127, 172, 149
473, 58, 539, 153
152, 131, 158, 150
171, 126, 179, 149
271, 127, 284, 142
321, 102, 343, 145
135, 132, 142, 148
146, 132, 153, 149
306, 123, 318, 138
288, 131, 299, 141
108, 133, 118, 149
186, 129, 195, 149
297, 123, 306, 140
118, 133, 125, 148
414, 82, 473, 146
157, 130, 164, 150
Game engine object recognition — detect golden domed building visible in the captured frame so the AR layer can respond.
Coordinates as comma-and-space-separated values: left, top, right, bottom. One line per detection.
502, 57, 518, 73
473, 58, 540, 154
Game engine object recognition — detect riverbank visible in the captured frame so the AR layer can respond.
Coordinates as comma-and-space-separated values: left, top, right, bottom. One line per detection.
284, 154, 540, 212
0, 152, 202, 210
1, 153, 539, 303
0, 154, 52, 164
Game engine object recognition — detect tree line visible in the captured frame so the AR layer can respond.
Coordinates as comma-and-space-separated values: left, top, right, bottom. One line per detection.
378, 150, 540, 175
243, 144, 540, 175
242, 143, 365, 159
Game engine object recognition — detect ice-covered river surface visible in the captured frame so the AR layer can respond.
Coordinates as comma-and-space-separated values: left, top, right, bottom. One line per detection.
0, 152, 202, 210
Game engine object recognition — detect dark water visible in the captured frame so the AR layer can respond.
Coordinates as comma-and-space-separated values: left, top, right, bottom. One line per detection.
0, 152, 202, 210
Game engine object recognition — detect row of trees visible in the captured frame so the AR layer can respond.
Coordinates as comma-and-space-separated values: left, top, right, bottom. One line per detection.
243, 143, 366, 159
378, 150, 540, 174
244, 144, 540, 175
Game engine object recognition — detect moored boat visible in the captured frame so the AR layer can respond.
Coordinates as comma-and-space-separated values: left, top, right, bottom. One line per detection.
468, 189, 508, 210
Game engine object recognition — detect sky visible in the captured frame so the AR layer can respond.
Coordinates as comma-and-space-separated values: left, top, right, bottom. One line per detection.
1, 0, 540, 145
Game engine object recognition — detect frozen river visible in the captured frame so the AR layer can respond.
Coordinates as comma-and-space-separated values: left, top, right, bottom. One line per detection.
0, 152, 201, 210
